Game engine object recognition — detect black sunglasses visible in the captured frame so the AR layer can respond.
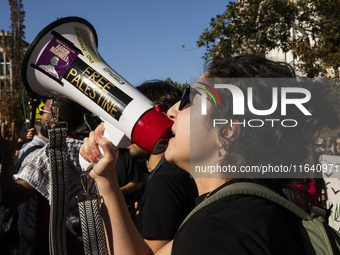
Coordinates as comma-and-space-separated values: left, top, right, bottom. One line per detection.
179, 84, 218, 111
179, 85, 201, 111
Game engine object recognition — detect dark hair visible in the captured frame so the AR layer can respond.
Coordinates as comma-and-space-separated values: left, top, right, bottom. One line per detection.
50, 97, 85, 132
136, 80, 182, 112
205, 55, 339, 186
206, 55, 297, 79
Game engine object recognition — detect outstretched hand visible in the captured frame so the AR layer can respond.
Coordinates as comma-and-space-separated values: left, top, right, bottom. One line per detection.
0, 121, 16, 158
80, 123, 119, 181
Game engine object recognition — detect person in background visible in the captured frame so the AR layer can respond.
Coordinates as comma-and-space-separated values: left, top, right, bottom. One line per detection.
127, 80, 198, 253
326, 136, 336, 154
315, 137, 326, 158
115, 147, 146, 211
15, 123, 36, 157
319, 133, 340, 231
0, 98, 91, 254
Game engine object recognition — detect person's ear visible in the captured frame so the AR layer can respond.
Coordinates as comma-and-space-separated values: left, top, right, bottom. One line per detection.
225, 120, 242, 142
216, 119, 242, 157
223, 119, 242, 143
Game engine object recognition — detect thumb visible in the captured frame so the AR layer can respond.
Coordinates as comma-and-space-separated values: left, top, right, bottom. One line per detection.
95, 134, 118, 161
94, 122, 105, 137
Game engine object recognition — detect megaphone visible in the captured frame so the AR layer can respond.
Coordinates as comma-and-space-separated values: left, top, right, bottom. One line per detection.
22, 17, 173, 170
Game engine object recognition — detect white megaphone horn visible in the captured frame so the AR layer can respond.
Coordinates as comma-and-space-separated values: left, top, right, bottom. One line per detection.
22, 17, 173, 170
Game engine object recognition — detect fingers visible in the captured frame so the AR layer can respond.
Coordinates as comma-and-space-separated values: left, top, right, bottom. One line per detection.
80, 137, 91, 162
0, 121, 15, 140
80, 122, 118, 180
91, 128, 102, 161
27, 127, 35, 134
88, 131, 101, 162
80, 131, 104, 163
95, 135, 118, 161
94, 122, 105, 137
1, 122, 6, 138
87, 123, 107, 160
0, 122, 17, 156
80, 123, 104, 162
134, 201, 139, 215
11, 122, 15, 138
26, 128, 37, 140
83, 132, 118, 180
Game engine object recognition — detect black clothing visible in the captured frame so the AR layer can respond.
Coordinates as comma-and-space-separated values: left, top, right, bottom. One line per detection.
172, 182, 306, 255
115, 148, 147, 208
138, 156, 198, 240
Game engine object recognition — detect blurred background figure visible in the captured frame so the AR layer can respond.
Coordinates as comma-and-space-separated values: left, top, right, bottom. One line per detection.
15, 123, 37, 157
127, 80, 198, 253
315, 137, 326, 156
0, 98, 91, 254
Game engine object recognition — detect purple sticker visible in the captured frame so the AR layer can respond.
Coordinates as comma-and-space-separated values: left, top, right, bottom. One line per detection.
36, 37, 79, 80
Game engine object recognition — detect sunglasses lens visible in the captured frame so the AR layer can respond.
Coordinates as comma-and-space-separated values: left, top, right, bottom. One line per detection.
179, 86, 191, 110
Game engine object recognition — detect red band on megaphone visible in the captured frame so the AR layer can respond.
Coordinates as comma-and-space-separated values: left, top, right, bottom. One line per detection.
132, 106, 173, 154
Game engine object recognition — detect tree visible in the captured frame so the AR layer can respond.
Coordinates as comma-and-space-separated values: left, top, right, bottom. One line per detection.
197, 0, 340, 78
165, 78, 188, 92
1, 0, 28, 129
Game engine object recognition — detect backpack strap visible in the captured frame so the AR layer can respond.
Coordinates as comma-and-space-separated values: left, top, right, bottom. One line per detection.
14, 144, 44, 174
179, 182, 311, 230
175, 182, 340, 255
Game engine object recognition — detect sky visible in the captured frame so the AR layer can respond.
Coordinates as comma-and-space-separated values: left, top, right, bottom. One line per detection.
0, 0, 231, 87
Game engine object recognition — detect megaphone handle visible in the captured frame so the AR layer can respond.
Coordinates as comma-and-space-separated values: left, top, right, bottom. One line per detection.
79, 121, 131, 171
79, 129, 109, 171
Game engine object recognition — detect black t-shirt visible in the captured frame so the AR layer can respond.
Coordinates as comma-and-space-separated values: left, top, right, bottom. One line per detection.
172, 183, 306, 255
115, 148, 147, 208
138, 156, 198, 240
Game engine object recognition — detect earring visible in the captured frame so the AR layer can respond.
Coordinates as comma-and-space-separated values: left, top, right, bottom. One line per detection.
218, 149, 222, 157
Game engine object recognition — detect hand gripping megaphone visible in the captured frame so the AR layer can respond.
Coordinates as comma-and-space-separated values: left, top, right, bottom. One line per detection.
22, 17, 173, 170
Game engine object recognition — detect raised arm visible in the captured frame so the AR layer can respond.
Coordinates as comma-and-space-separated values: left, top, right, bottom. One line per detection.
80, 123, 155, 255
0, 122, 37, 208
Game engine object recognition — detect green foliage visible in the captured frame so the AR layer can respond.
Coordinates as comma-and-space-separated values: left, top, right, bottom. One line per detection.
0, 0, 27, 130
197, 0, 340, 78
165, 77, 188, 92
76, 111, 100, 137
76, 121, 91, 137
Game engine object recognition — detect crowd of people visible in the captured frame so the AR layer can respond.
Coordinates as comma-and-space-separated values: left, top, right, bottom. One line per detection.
0, 54, 339, 254
314, 134, 340, 232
